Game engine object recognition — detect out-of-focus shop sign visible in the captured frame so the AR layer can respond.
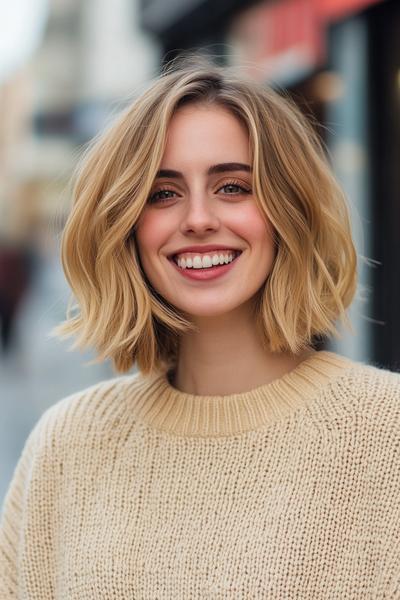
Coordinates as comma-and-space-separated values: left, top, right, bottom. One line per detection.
318, 0, 382, 21
228, 0, 383, 86
228, 0, 322, 86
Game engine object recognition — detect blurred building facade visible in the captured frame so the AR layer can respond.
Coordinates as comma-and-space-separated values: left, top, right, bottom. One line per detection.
1, 0, 159, 246
140, 0, 400, 371
30, 0, 159, 232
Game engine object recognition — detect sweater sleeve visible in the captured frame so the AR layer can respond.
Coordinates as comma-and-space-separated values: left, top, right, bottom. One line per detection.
0, 423, 39, 598
0, 377, 125, 599
374, 370, 400, 599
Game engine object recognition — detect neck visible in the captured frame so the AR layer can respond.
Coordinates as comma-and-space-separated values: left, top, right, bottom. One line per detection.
172, 308, 316, 396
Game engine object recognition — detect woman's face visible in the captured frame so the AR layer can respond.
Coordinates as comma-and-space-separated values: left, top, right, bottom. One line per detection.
135, 103, 275, 319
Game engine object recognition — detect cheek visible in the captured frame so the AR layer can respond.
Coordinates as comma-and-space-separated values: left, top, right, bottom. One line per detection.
135, 212, 169, 257
230, 205, 274, 246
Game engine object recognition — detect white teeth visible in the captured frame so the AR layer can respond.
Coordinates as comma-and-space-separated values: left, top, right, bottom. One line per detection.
201, 256, 212, 268
176, 252, 237, 270
192, 256, 202, 268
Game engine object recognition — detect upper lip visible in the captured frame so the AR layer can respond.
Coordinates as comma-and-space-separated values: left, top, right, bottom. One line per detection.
169, 244, 242, 257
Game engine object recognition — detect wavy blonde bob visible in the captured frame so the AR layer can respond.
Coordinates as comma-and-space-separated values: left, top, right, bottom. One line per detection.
52, 55, 358, 376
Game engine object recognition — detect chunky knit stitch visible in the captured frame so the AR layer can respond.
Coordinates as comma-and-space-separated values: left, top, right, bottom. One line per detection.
1, 350, 399, 599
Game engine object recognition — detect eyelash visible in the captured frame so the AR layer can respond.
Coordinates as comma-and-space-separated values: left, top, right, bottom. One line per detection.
147, 180, 252, 204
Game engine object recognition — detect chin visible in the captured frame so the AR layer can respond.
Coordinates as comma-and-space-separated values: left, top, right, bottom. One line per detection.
176, 300, 248, 319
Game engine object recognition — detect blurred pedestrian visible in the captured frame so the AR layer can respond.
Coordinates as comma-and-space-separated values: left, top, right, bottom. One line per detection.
0, 241, 32, 356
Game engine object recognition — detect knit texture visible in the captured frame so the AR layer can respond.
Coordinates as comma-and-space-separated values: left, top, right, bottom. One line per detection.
1, 350, 399, 599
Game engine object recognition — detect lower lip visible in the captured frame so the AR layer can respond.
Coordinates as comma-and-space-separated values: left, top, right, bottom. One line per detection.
169, 253, 241, 281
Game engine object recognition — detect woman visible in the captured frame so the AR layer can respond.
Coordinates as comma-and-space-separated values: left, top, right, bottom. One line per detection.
1, 56, 399, 598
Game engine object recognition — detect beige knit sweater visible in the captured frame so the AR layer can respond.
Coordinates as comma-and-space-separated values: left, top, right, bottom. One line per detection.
1, 350, 400, 599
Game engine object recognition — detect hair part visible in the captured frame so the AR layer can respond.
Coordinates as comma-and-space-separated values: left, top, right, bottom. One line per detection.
51, 54, 358, 375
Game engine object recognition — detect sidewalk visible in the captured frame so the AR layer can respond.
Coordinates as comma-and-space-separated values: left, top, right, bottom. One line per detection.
0, 252, 117, 504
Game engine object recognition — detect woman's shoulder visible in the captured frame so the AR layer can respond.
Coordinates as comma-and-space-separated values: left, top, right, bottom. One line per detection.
25, 372, 145, 455
337, 355, 400, 427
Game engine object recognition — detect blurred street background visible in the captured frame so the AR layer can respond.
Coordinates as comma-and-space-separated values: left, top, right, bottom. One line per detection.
1, 0, 400, 504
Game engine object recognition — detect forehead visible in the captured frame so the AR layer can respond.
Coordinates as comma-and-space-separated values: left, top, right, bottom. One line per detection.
161, 103, 251, 166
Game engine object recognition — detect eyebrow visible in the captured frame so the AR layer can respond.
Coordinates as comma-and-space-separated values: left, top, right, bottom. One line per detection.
155, 162, 252, 179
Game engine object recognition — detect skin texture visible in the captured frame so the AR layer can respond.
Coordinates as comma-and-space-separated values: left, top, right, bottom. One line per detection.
135, 103, 315, 395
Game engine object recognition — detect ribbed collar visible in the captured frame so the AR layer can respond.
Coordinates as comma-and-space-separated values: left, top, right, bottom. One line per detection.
130, 351, 355, 437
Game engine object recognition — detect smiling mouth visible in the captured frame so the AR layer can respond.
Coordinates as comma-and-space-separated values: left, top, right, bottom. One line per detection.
167, 251, 243, 271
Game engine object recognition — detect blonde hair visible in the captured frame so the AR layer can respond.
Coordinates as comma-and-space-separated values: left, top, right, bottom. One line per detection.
52, 55, 358, 375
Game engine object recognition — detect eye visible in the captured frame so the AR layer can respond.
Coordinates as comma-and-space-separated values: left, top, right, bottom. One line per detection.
217, 180, 252, 195
148, 188, 178, 204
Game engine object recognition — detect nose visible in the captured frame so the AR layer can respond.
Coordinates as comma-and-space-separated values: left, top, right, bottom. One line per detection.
179, 196, 220, 235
